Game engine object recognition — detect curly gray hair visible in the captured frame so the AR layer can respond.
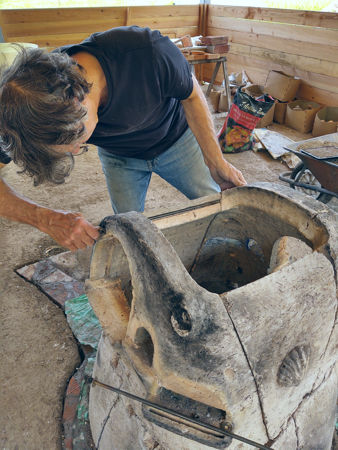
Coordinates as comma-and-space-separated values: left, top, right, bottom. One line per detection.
0, 46, 91, 185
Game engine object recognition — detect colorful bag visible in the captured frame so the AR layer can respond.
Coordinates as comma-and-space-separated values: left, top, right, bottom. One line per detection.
218, 87, 275, 153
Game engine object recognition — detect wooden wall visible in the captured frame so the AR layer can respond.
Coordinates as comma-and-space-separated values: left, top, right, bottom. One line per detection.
0, 5, 201, 48
205, 6, 338, 106
0, 5, 337, 105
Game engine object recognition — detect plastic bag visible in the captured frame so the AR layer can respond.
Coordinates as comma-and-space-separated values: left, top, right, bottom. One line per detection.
218, 87, 275, 153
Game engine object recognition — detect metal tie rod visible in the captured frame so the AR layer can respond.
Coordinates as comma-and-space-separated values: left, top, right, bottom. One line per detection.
89, 377, 274, 450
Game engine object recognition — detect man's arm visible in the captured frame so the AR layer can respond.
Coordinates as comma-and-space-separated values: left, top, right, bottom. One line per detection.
181, 76, 246, 190
0, 178, 99, 251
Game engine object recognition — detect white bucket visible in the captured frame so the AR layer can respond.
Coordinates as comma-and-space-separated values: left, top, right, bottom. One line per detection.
0, 42, 38, 67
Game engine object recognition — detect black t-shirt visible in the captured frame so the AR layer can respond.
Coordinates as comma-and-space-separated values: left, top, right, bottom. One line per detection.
61, 26, 193, 159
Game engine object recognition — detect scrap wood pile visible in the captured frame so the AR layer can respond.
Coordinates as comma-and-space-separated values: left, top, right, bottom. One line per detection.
173, 34, 229, 61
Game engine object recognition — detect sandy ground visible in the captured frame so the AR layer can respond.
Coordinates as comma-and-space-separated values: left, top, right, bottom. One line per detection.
0, 101, 335, 449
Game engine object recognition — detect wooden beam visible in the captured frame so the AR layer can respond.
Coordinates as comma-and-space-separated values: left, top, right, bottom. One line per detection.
125, 7, 131, 26
198, 4, 203, 36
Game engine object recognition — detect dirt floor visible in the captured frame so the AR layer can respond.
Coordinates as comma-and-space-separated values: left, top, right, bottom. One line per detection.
0, 96, 336, 449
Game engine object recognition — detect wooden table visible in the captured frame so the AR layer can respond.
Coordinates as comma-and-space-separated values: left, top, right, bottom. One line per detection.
188, 55, 231, 111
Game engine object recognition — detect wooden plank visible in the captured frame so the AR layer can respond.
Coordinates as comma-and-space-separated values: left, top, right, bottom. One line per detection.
6, 33, 91, 48
8, 26, 198, 47
4, 16, 198, 38
0, 7, 126, 24
150, 197, 222, 230
229, 42, 338, 78
0, 5, 197, 24
208, 5, 338, 29
297, 83, 338, 106
5, 19, 125, 37
254, 129, 294, 159
208, 26, 338, 63
128, 5, 200, 19
150, 27, 199, 39
120, 16, 199, 29
208, 16, 338, 47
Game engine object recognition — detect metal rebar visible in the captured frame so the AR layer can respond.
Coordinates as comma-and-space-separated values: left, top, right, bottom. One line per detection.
89, 377, 274, 450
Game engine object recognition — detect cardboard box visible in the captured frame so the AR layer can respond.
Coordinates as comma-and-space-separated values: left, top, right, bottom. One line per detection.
218, 92, 229, 112
209, 89, 221, 112
312, 106, 338, 137
209, 90, 229, 113
244, 84, 275, 128
285, 100, 321, 133
274, 102, 288, 124
264, 71, 300, 102
256, 104, 275, 128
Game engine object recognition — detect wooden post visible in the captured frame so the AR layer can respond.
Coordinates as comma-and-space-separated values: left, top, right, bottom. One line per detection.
125, 7, 131, 26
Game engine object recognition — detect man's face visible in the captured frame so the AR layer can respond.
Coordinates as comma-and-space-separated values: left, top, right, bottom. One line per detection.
52, 96, 98, 155
54, 129, 92, 155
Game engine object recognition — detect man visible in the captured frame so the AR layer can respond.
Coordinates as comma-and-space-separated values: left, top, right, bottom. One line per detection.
0, 26, 246, 251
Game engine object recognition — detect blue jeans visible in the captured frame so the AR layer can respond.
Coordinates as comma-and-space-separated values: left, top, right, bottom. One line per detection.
98, 127, 220, 213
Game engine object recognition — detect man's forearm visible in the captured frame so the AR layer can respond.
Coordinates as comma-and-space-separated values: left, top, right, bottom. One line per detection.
0, 178, 50, 229
181, 77, 223, 170
0, 178, 100, 250
181, 76, 246, 189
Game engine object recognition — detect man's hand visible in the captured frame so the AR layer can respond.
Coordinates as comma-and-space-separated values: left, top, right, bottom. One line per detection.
209, 160, 247, 191
38, 209, 100, 251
